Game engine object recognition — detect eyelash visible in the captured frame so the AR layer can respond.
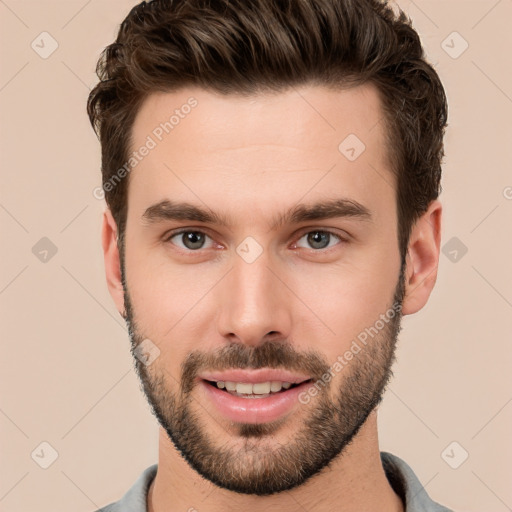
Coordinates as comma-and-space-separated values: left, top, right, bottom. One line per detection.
163, 228, 348, 253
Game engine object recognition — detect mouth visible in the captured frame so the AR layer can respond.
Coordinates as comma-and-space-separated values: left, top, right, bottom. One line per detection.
198, 373, 314, 424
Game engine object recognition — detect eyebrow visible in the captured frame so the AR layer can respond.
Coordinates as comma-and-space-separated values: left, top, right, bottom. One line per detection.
141, 198, 372, 230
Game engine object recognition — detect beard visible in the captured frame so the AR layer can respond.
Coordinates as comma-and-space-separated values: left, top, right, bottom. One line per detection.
120, 253, 405, 496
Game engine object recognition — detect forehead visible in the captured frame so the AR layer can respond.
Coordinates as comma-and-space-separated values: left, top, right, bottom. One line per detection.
127, 84, 394, 226
131, 83, 387, 154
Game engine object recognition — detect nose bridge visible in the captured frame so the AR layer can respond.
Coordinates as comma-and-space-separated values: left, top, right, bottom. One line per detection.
216, 246, 292, 345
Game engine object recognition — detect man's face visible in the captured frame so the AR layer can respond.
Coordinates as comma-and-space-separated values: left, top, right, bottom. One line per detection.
120, 84, 404, 495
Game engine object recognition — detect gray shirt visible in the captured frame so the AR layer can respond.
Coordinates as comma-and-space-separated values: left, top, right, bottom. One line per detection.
94, 451, 453, 511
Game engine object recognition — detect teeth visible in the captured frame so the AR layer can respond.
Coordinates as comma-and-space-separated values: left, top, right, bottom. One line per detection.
236, 382, 253, 394
270, 381, 282, 392
252, 382, 271, 394
215, 380, 295, 394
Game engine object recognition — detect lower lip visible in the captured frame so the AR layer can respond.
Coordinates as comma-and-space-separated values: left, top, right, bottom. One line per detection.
199, 380, 311, 424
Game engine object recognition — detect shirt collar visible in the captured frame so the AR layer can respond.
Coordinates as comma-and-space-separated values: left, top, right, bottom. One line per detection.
381, 451, 453, 511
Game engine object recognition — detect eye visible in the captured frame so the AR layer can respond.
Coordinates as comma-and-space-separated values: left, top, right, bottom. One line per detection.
295, 230, 345, 250
164, 228, 346, 254
165, 230, 215, 251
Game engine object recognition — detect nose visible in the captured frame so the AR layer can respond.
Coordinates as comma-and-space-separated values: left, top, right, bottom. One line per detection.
215, 249, 293, 347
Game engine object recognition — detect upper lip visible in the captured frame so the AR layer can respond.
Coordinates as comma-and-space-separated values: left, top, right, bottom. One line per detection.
199, 369, 311, 384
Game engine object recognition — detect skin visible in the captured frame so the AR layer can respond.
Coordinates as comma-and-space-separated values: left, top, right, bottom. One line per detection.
101, 83, 441, 512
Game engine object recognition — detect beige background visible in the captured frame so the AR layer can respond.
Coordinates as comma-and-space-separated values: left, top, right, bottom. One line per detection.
1, 1, 511, 511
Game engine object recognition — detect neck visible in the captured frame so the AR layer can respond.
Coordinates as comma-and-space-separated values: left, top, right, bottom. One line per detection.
147, 411, 403, 512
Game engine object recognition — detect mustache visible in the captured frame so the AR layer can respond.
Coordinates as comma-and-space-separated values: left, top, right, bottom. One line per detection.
179, 339, 330, 394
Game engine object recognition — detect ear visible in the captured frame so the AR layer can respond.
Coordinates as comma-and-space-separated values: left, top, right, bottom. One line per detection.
401, 200, 442, 316
101, 208, 126, 318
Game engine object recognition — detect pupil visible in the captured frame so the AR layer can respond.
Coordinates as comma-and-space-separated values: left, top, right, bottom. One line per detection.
308, 231, 329, 249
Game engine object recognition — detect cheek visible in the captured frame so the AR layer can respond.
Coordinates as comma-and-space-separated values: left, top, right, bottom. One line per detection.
126, 262, 234, 397
125, 249, 221, 357
289, 255, 400, 361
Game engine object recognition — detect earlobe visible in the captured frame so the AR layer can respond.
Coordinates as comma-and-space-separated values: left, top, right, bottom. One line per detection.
401, 200, 442, 315
101, 208, 126, 318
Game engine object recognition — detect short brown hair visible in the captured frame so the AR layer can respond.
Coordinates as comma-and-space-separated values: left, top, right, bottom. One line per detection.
87, 0, 447, 261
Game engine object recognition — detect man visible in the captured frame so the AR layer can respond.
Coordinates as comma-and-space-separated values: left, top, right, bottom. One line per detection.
88, 0, 452, 510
